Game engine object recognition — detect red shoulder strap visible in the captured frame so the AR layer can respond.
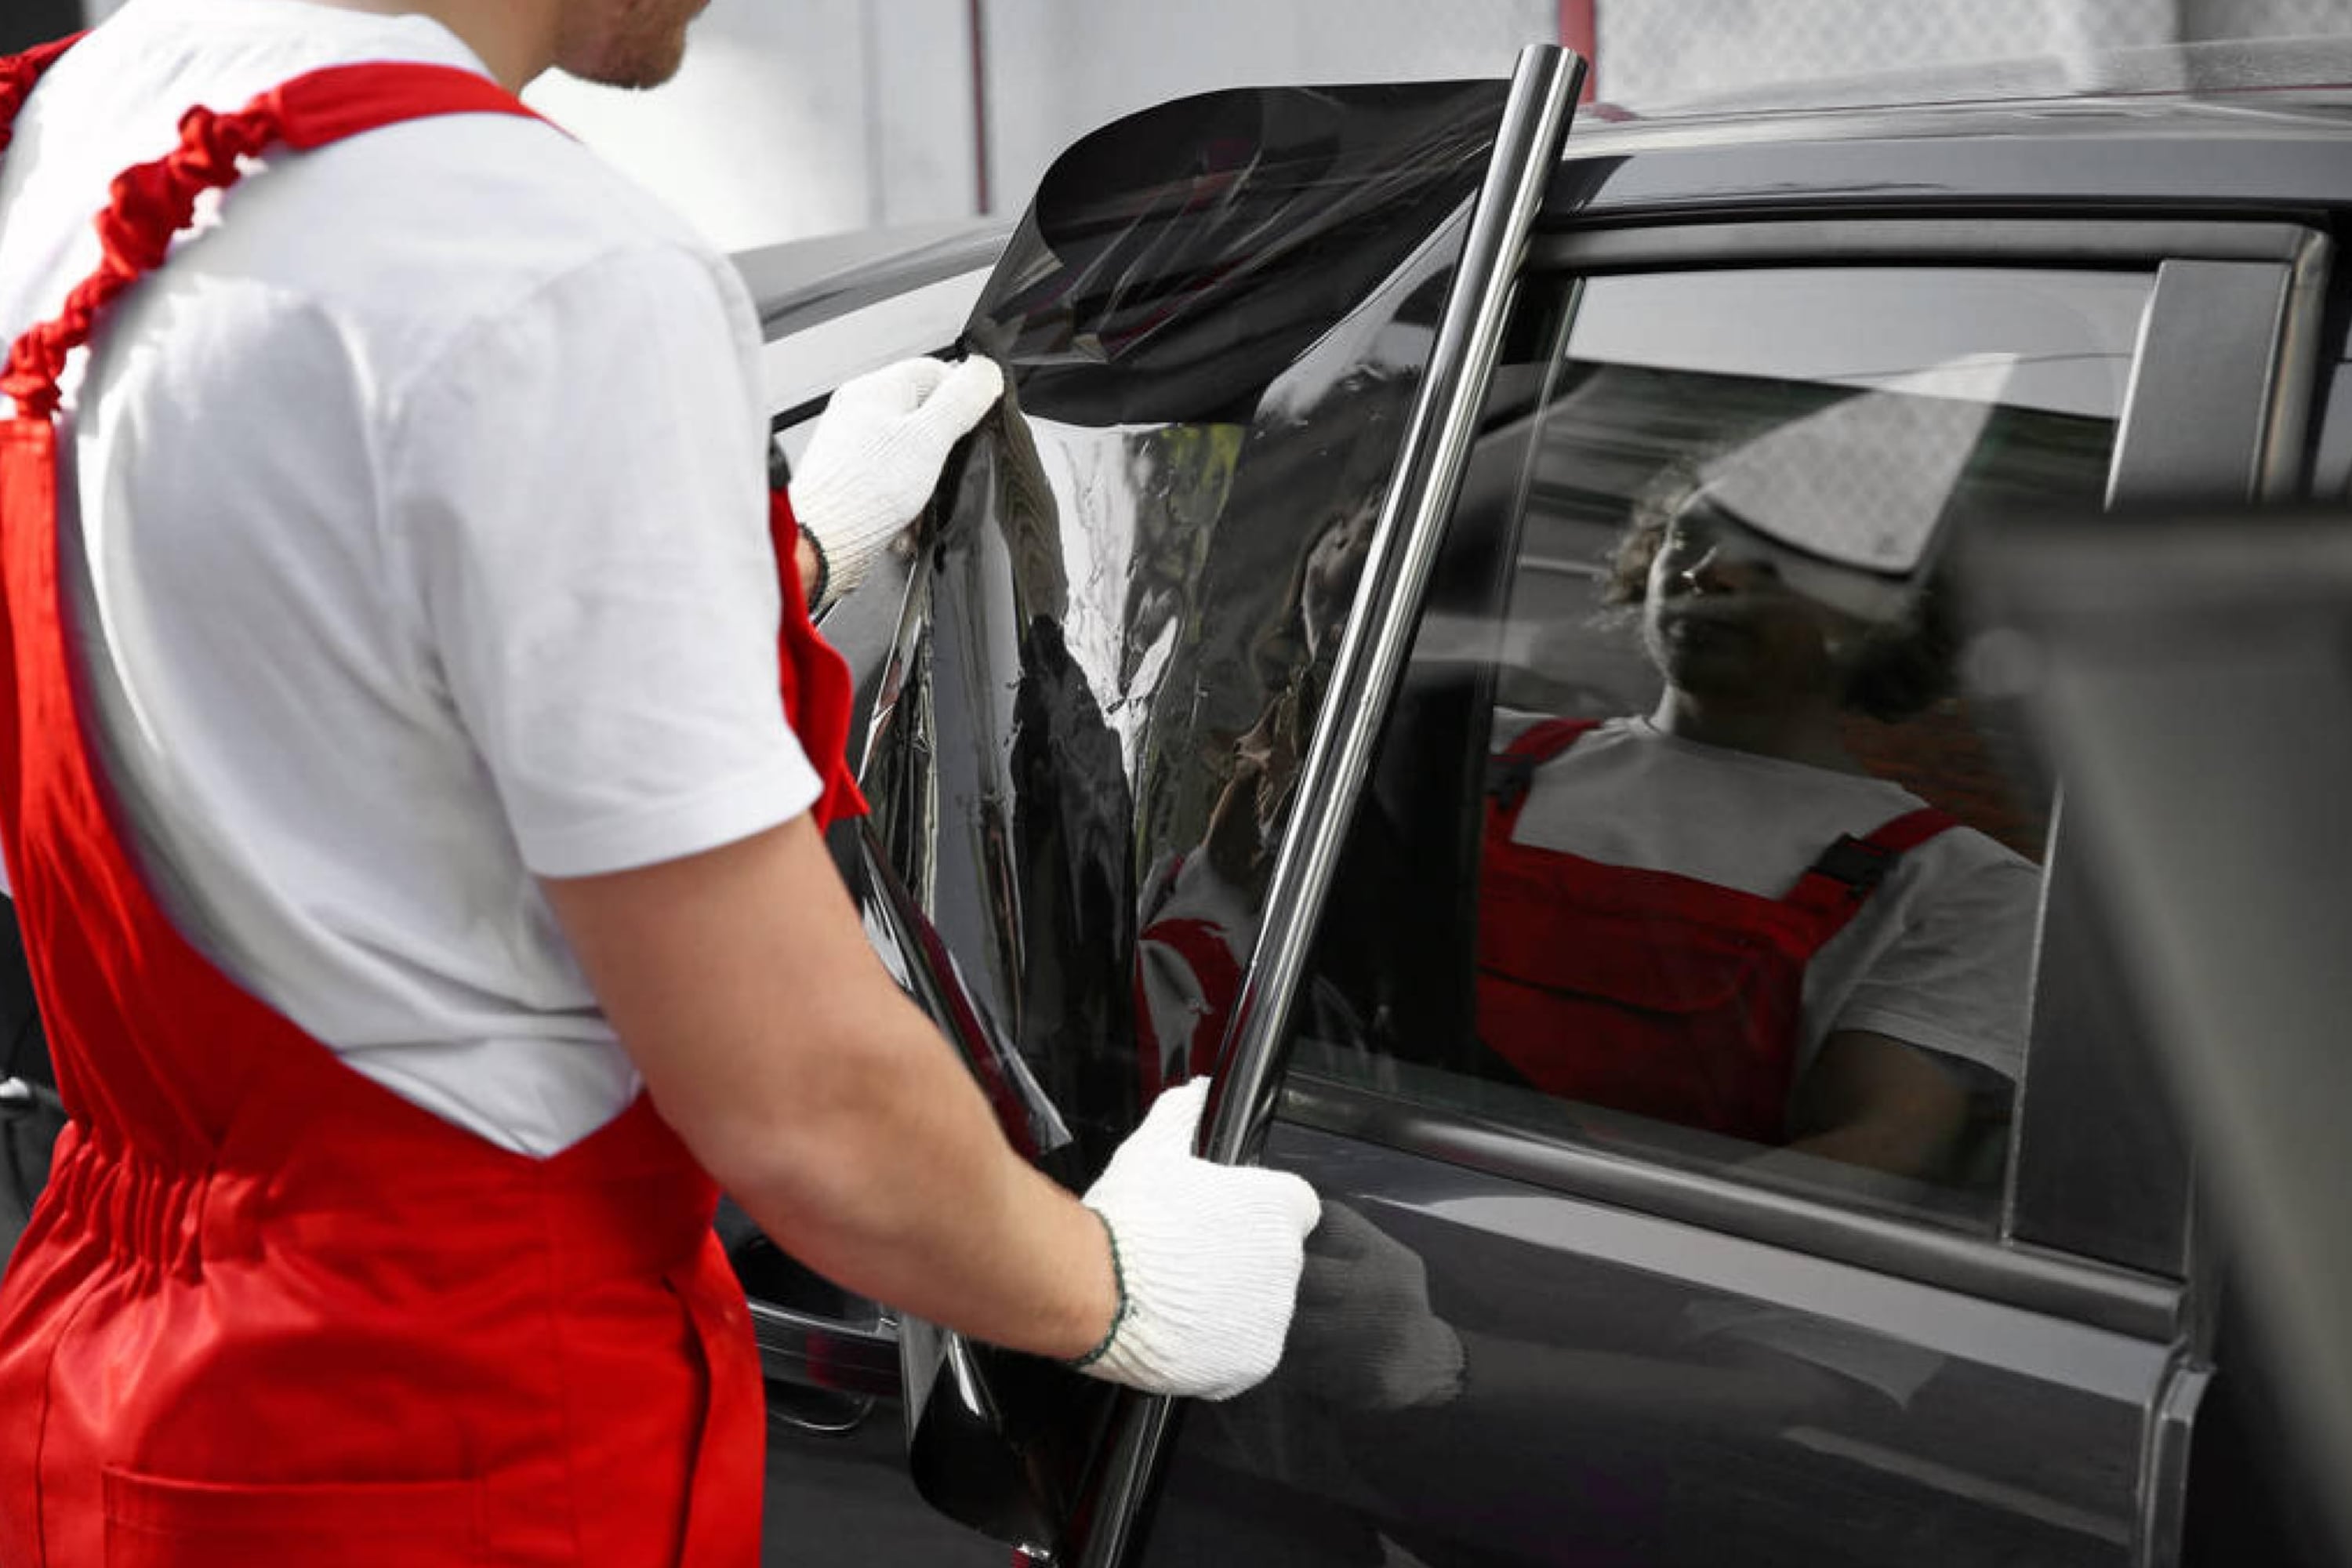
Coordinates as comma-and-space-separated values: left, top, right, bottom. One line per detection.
3, 60, 538, 419
1781, 804, 1959, 943
1503, 716, 1602, 771
265, 62, 537, 151
1853, 804, 1958, 859
1486, 716, 1601, 833
0, 32, 84, 154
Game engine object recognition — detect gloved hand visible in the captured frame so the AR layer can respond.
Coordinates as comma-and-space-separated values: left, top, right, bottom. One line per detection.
1073, 1078, 1323, 1401
788, 354, 1004, 611
1285, 1202, 1465, 1412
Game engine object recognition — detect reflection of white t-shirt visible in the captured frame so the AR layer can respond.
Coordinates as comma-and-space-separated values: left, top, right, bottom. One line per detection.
0, 1, 818, 1154
1497, 715, 2038, 1080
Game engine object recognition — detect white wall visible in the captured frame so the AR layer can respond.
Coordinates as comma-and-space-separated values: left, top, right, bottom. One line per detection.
528, 0, 977, 252
77, 0, 2352, 257
976, 0, 1557, 221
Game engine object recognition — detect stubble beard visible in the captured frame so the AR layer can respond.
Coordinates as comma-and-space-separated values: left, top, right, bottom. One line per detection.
557, 0, 699, 89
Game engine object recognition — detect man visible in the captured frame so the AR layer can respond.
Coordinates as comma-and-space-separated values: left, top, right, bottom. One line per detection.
1477, 446, 2039, 1181
0, 2, 1317, 1563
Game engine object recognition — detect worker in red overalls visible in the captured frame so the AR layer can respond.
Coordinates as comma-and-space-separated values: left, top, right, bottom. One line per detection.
1476, 419, 2041, 1179
0, 5, 1318, 1565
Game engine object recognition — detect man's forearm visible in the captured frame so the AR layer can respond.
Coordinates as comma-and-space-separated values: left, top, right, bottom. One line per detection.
1788, 1029, 1969, 1178
708, 992, 1117, 1361
544, 815, 1316, 1397
543, 818, 1116, 1363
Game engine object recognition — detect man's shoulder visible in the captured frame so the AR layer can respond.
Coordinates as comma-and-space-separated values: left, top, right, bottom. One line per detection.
47, 5, 746, 355
187, 114, 751, 399
1890, 818, 2042, 922
256, 115, 728, 301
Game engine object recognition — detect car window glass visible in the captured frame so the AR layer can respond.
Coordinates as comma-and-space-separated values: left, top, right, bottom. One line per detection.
1287, 264, 2151, 1231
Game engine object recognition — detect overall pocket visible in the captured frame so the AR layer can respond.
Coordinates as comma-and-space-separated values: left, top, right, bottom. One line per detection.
103, 1468, 485, 1568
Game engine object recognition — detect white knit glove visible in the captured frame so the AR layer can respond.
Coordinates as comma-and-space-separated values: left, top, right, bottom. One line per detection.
788, 355, 1004, 610
1073, 1079, 1323, 1401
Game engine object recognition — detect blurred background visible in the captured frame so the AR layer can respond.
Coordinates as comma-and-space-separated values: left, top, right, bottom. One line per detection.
11, 0, 2352, 252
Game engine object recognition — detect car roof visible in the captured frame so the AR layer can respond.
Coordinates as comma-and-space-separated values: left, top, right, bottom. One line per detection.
730, 219, 1013, 344
1554, 86, 2352, 220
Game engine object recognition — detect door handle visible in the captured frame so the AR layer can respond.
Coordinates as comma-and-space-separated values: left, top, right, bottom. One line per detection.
0, 1075, 63, 1121
748, 1294, 900, 1399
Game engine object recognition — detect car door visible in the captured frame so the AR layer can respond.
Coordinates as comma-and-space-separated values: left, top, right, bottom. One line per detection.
1109, 223, 2332, 1567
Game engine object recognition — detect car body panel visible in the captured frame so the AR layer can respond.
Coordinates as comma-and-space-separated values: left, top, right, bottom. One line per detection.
1142, 1112, 2162, 1567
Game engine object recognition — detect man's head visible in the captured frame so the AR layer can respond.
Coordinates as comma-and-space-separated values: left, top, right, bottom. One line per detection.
1605, 459, 1958, 724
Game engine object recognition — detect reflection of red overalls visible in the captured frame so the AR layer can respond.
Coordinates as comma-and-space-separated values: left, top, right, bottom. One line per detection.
1475, 720, 1954, 1143
0, 45, 856, 1566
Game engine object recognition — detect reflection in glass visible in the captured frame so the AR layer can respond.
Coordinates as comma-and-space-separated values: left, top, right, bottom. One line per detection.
1305, 265, 2148, 1222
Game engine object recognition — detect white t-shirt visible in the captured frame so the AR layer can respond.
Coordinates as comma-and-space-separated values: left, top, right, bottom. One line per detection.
0, 0, 821, 1153
1497, 714, 2039, 1081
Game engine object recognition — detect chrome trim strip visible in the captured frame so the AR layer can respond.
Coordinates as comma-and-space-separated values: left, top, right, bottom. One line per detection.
2262, 227, 2333, 499
2136, 1354, 2212, 1568
1077, 44, 1587, 1568
1528, 217, 2319, 270
1208, 43, 1583, 1166
1278, 1073, 2184, 1344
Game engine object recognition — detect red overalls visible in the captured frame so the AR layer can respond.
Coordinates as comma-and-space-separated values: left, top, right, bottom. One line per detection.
1475, 719, 1954, 1143
0, 44, 858, 1566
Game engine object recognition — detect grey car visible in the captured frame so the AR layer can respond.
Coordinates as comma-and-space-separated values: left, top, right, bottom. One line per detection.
10, 38, 2352, 1568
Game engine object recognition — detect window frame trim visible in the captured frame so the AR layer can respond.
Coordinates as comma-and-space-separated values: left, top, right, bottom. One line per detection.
1279, 1069, 2183, 1341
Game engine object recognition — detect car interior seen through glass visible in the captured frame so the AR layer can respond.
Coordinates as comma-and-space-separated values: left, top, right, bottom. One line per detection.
1292, 264, 2151, 1229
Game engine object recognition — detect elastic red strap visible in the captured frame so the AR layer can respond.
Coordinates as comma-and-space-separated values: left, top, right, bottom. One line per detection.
0, 32, 83, 159
2, 61, 534, 419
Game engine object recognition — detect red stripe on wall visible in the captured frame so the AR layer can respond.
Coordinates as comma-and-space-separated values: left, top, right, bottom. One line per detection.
1558, 0, 1598, 103
967, 0, 993, 213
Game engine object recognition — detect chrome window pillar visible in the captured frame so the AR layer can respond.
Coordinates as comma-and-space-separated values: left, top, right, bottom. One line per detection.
1070, 42, 1587, 1568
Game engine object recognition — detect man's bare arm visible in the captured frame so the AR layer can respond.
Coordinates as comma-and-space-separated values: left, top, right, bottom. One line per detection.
1787, 1029, 1970, 1179
541, 814, 1118, 1360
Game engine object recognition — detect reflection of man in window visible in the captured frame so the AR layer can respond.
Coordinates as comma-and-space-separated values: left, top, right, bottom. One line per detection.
1479, 420, 2040, 1183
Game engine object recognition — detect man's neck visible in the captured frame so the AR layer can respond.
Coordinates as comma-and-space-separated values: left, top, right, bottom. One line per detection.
304, 0, 558, 90
1649, 690, 1858, 771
